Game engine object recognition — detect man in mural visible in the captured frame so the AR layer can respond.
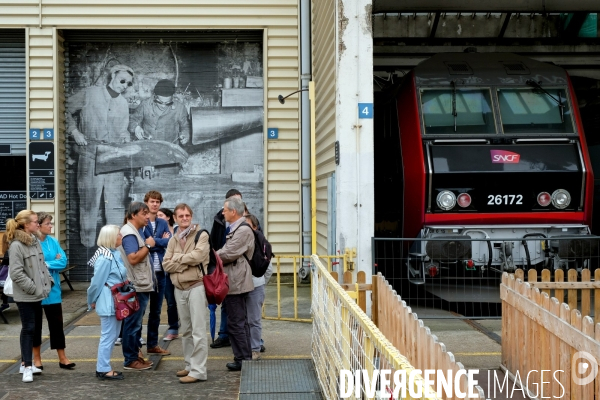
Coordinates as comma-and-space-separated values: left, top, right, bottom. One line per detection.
129, 79, 190, 146
66, 64, 134, 248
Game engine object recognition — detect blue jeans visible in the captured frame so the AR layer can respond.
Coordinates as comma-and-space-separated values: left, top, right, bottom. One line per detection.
97, 315, 121, 373
147, 271, 166, 348
122, 291, 150, 366
218, 305, 229, 340
164, 272, 179, 335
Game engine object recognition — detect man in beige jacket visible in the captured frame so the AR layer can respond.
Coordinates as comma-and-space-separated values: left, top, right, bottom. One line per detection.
162, 203, 210, 384
217, 196, 255, 371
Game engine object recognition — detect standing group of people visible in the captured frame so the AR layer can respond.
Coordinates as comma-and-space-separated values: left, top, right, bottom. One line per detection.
85, 188, 270, 382
5, 211, 75, 383
6, 186, 271, 384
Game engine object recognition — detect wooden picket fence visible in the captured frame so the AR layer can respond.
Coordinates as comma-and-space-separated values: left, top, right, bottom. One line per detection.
370, 273, 484, 399
514, 268, 600, 324
501, 272, 600, 399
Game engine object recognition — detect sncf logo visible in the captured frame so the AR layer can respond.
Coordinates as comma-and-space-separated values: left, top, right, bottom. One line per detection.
491, 150, 520, 164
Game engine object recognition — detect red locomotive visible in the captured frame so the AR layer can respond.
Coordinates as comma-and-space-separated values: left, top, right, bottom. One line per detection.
381, 52, 595, 284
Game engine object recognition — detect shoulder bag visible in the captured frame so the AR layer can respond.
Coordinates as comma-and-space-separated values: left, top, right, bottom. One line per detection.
108, 260, 140, 320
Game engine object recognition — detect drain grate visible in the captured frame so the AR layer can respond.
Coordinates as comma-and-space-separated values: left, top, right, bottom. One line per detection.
239, 359, 322, 399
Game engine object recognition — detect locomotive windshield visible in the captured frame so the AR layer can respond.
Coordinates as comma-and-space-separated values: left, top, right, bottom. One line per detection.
498, 88, 574, 134
420, 89, 496, 134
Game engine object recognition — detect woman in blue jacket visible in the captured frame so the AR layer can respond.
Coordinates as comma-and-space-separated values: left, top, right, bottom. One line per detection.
87, 225, 127, 380
33, 212, 75, 370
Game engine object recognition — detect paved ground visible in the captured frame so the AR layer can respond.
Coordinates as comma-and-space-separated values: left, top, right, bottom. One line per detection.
0, 280, 313, 399
0, 276, 516, 399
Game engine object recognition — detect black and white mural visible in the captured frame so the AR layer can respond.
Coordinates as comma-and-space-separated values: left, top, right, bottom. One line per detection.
64, 39, 264, 278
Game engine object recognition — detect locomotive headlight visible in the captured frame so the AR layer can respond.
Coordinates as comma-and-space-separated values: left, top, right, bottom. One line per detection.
551, 189, 571, 209
437, 191, 456, 210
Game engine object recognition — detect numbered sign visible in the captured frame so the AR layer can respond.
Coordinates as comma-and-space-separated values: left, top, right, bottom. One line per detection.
358, 103, 374, 119
268, 128, 279, 139
29, 129, 41, 140
43, 128, 54, 140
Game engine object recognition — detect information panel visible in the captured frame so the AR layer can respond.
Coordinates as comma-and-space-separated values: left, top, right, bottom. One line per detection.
29, 142, 55, 199
0, 191, 27, 231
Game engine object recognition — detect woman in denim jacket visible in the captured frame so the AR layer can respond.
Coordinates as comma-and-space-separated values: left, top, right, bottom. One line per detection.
87, 225, 128, 381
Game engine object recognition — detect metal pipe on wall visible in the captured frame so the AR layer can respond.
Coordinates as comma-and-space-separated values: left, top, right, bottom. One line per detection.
300, 0, 312, 261
373, 0, 600, 13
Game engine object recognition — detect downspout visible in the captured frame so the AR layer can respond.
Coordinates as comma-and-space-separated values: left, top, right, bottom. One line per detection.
300, 0, 312, 263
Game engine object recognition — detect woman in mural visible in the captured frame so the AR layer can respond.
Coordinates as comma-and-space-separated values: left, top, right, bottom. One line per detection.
6, 210, 53, 383
65, 64, 134, 248
87, 225, 127, 381
32, 212, 75, 370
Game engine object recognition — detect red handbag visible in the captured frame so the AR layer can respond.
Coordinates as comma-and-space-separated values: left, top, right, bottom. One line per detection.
110, 280, 140, 321
193, 229, 229, 305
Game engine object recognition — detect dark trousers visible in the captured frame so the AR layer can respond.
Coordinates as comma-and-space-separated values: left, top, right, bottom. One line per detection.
147, 271, 166, 348
223, 293, 251, 362
42, 303, 66, 350
16, 301, 43, 367
164, 272, 179, 334
122, 292, 150, 366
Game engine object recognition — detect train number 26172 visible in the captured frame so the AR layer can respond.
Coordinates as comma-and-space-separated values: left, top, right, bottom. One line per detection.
487, 194, 523, 205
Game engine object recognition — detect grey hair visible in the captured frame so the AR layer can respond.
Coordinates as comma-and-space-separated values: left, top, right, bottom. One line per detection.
225, 196, 245, 216
97, 225, 121, 249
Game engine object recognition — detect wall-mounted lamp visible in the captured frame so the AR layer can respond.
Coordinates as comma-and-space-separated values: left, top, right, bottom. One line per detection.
277, 88, 309, 104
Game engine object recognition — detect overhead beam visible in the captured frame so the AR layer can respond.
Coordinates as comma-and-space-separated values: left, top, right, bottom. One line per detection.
563, 12, 590, 37
498, 13, 512, 38
429, 12, 441, 38
373, 0, 600, 14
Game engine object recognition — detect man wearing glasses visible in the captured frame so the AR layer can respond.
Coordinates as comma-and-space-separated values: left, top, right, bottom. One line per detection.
129, 79, 190, 146
66, 64, 135, 248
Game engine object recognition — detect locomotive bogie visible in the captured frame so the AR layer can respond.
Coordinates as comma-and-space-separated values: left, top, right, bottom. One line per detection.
406, 225, 594, 282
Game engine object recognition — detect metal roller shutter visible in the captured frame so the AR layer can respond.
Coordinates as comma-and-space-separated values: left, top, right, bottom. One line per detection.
0, 29, 25, 156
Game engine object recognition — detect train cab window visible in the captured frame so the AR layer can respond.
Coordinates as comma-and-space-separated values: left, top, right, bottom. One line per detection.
498, 88, 574, 134
420, 89, 496, 134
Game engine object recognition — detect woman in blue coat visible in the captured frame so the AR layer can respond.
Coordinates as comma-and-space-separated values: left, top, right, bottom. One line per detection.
33, 212, 75, 370
87, 225, 127, 380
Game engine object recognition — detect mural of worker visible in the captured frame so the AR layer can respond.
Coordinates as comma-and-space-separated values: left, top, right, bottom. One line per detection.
64, 40, 266, 278
65, 64, 134, 248
129, 79, 190, 145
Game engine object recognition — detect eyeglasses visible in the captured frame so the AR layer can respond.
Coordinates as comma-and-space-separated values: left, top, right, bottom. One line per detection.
42, 222, 54, 226
154, 96, 173, 106
120, 79, 133, 87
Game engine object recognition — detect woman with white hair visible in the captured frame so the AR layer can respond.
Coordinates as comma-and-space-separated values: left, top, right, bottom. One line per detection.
87, 224, 128, 380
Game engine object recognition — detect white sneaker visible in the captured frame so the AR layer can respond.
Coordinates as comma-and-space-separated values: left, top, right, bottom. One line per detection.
115, 338, 122, 346
139, 337, 146, 346
19, 365, 42, 375
22, 367, 33, 382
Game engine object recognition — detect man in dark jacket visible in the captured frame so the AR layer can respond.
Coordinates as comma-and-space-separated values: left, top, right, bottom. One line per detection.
142, 191, 172, 355
209, 188, 241, 349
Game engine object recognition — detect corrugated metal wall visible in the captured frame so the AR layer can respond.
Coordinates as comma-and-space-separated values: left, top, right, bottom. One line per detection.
311, 0, 337, 254
0, 29, 25, 155
0, 1, 301, 265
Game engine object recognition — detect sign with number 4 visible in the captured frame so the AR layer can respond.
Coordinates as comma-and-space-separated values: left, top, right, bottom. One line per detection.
358, 103, 373, 119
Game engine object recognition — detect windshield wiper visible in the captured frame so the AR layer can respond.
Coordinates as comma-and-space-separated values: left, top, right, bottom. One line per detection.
525, 79, 565, 123
451, 80, 458, 132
